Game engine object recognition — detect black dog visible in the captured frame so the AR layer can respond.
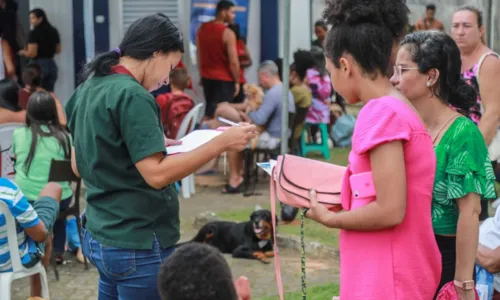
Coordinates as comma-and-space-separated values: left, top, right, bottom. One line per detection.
179, 209, 276, 264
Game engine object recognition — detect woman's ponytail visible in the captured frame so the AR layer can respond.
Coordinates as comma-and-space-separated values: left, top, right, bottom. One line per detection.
78, 49, 121, 83
447, 79, 477, 113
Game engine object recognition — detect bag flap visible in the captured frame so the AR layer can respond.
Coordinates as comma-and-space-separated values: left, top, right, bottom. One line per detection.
279, 154, 345, 195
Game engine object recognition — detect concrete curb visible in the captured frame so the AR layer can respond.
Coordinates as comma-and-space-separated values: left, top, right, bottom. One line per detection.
193, 212, 339, 258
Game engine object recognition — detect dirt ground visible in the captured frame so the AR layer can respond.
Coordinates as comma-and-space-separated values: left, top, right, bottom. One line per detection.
11, 176, 340, 300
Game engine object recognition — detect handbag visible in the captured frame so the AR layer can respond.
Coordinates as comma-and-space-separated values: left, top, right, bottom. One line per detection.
436, 282, 479, 300
270, 154, 346, 300
274, 154, 346, 210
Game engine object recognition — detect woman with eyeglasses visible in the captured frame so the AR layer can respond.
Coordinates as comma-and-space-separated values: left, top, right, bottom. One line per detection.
391, 30, 495, 299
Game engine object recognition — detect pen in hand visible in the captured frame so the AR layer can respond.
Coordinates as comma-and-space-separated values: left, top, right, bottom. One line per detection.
217, 116, 242, 127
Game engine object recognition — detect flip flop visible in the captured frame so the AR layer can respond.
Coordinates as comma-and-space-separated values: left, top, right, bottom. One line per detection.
222, 183, 243, 194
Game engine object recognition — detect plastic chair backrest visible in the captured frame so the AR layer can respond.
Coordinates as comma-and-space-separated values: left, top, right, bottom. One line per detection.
0, 123, 24, 178
0, 200, 23, 272
176, 103, 204, 140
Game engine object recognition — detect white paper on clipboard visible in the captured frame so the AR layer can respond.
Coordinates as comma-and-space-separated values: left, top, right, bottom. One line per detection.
256, 160, 277, 177
166, 130, 222, 155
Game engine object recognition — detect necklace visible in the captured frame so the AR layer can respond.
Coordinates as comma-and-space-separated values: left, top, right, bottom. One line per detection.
431, 113, 460, 145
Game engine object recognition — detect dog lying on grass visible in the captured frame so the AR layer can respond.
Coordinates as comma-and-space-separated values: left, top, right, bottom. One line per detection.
177, 208, 276, 264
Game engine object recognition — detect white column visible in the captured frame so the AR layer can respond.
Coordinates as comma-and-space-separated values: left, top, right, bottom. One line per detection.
29, 0, 75, 104
279, 0, 311, 59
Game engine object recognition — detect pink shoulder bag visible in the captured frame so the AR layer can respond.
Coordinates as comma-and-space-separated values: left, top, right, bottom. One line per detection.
270, 154, 346, 299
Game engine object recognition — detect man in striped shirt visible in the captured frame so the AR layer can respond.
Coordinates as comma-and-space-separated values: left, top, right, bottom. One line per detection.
0, 178, 61, 297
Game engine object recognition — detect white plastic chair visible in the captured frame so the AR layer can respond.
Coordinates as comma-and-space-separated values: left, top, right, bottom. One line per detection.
0, 123, 24, 179
0, 201, 50, 300
175, 103, 204, 199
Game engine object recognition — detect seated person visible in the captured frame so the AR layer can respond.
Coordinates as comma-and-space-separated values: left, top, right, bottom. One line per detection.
477, 205, 500, 299
18, 63, 66, 126
222, 61, 295, 193
158, 243, 251, 300
155, 68, 194, 139
289, 50, 314, 143
0, 78, 25, 124
0, 180, 61, 298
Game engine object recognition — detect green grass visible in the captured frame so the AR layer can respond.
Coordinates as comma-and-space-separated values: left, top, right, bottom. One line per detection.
308, 147, 350, 166
258, 283, 339, 300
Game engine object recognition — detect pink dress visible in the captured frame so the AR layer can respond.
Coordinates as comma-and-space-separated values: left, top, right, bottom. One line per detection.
339, 96, 441, 299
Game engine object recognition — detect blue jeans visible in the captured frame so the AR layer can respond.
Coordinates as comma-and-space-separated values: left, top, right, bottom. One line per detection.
81, 227, 175, 300
52, 196, 72, 254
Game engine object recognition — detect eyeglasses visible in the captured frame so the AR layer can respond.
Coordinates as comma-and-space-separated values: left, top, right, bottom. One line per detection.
393, 65, 419, 79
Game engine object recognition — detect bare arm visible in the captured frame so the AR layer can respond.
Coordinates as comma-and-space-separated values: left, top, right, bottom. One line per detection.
51, 93, 67, 126
478, 56, 500, 145
71, 147, 80, 178
223, 28, 240, 83
454, 193, 481, 281
8, 110, 26, 123
477, 245, 500, 273
135, 125, 256, 189
24, 182, 62, 242
1, 39, 15, 77
309, 141, 407, 230
18, 43, 38, 59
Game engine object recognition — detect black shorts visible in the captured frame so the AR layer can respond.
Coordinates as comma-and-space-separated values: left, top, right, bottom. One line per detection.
202, 78, 235, 118
232, 83, 245, 104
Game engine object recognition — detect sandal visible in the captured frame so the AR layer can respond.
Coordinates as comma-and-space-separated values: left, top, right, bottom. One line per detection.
222, 183, 244, 194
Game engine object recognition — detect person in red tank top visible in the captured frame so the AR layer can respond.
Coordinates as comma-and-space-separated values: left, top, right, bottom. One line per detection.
196, 0, 240, 119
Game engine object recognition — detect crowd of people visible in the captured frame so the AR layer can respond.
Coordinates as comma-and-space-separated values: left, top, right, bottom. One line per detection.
2, 0, 500, 300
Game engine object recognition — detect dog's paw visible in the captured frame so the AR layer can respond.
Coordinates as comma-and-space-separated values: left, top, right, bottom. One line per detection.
253, 251, 270, 264
264, 251, 274, 258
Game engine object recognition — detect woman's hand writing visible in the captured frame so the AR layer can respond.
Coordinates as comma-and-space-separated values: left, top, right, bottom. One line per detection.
218, 124, 257, 152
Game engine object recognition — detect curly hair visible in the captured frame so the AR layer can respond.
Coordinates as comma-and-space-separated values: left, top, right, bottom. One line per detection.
399, 31, 477, 113
158, 243, 238, 300
322, 0, 409, 76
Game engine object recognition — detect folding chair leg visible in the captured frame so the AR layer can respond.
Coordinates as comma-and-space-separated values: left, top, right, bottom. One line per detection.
243, 149, 253, 194
189, 174, 196, 195
40, 267, 50, 298
52, 252, 60, 281
76, 215, 89, 270
181, 177, 190, 199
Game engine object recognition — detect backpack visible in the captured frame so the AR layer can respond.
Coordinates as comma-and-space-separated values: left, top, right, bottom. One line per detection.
156, 92, 194, 139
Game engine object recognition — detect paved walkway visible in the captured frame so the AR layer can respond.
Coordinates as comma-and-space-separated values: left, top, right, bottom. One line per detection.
11, 178, 340, 300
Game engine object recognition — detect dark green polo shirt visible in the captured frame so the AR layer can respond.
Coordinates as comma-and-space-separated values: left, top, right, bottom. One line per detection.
65, 74, 179, 250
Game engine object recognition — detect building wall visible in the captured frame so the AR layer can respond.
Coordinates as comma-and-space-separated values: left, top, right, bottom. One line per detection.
310, 0, 499, 52
29, 0, 75, 104
279, 0, 312, 60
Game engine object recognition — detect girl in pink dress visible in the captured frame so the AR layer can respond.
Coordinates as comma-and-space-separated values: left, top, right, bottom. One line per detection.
305, 0, 442, 299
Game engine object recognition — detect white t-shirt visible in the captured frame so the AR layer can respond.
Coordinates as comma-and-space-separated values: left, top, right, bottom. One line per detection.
0, 38, 5, 80
479, 205, 500, 290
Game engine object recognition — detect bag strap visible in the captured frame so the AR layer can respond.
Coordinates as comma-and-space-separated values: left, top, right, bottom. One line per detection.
270, 170, 285, 300
271, 167, 308, 300
300, 208, 307, 300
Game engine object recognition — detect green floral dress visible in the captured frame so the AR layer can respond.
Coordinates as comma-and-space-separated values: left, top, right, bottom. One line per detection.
433, 116, 496, 235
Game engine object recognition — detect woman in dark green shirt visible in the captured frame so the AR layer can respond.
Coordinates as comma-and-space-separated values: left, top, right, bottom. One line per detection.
391, 31, 496, 298
65, 14, 255, 300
